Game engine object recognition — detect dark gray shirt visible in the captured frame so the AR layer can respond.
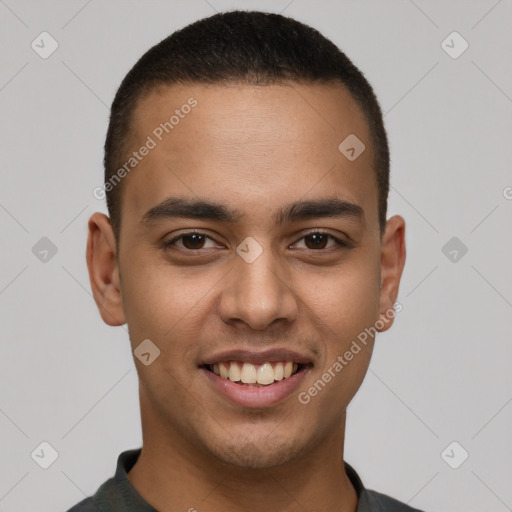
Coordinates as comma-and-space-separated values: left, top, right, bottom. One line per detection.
66, 449, 424, 512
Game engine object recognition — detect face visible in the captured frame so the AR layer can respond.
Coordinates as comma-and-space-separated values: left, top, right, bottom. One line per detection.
87, 82, 405, 470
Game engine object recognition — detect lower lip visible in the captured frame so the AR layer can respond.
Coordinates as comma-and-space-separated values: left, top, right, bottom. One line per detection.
200, 366, 310, 408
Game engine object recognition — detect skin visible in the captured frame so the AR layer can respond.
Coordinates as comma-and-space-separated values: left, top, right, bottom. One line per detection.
86, 82, 406, 512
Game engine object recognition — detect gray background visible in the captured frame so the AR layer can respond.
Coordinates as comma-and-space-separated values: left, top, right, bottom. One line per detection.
1, 1, 511, 511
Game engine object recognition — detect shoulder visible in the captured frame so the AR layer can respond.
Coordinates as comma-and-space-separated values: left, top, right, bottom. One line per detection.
64, 477, 120, 512
65, 497, 96, 512
361, 488, 425, 512
344, 462, 425, 512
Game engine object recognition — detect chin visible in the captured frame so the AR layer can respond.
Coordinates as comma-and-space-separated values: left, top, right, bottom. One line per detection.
206, 431, 308, 470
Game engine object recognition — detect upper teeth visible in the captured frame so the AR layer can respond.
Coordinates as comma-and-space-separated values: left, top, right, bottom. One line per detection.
211, 361, 299, 386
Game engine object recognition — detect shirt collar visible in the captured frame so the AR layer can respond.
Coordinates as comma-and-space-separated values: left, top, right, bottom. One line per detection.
113, 448, 370, 511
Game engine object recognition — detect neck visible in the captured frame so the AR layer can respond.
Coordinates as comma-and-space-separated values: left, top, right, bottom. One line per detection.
128, 392, 358, 512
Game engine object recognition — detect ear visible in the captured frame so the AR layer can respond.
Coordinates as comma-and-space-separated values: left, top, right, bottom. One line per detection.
86, 212, 126, 326
377, 215, 406, 332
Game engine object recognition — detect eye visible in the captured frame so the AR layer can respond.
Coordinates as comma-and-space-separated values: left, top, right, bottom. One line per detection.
292, 231, 346, 250
164, 232, 220, 251
162, 230, 347, 254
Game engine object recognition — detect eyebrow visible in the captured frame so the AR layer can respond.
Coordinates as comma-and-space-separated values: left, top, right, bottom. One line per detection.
141, 196, 364, 225
275, 197, 364, 225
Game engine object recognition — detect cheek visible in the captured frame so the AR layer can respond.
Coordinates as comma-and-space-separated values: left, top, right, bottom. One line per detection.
297, 251, 381, 405
119, 257, 213, 343
301, 257, 381, 341
297, 267, 379, 415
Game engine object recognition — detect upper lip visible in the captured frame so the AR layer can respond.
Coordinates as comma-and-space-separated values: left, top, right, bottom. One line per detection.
202, 348, 313, 366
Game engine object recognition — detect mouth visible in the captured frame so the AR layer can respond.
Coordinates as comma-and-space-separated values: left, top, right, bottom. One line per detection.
200, 349, 313, 407
203, 361, 304, 386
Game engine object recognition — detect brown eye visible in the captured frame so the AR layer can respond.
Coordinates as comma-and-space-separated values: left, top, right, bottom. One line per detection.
304, 233, 329, 249
163, 232, 220, 252
291, 232, 346, 251
181, 233, 206, 249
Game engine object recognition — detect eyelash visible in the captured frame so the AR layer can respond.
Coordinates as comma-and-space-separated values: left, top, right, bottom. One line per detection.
162, 230, 348, 253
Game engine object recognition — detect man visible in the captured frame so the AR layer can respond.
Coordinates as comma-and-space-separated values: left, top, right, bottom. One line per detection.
69, 10, 415, 512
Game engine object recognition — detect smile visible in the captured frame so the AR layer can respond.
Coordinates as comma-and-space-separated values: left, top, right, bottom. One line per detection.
200, 349, 313, 407
207, 361, 301, 386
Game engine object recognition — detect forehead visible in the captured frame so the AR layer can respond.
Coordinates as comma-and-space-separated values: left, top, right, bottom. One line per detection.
121, 82, 377, 229
132, 81, 370, 158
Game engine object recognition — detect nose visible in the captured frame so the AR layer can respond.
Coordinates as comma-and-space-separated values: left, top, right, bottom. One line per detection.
218, 246, 299, 331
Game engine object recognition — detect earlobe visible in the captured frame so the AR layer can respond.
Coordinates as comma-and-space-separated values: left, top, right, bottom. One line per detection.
377, 215, 406, 332
86, 213, 126, 326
